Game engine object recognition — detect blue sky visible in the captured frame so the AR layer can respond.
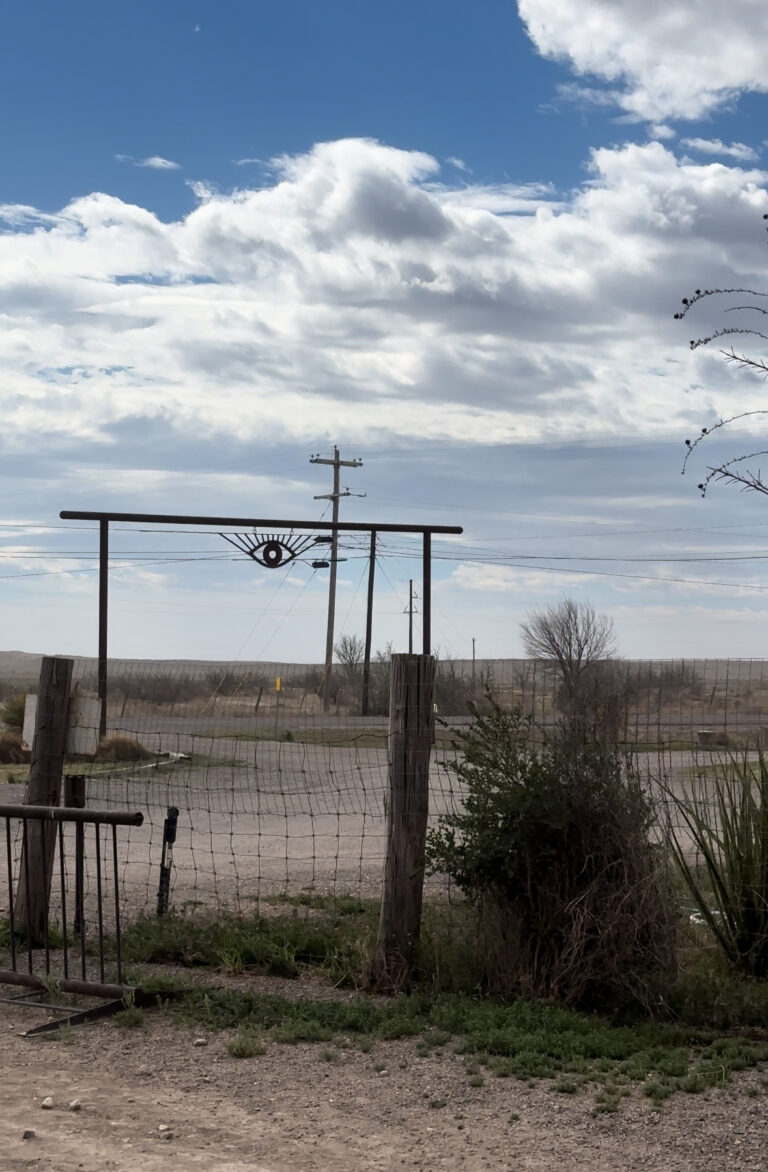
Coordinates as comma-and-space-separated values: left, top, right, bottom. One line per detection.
3, 1, 590, 216
3, 0, 768, 664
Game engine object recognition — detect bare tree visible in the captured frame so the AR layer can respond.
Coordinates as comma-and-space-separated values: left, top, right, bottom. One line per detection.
676, 214, 768, 497
334, 634, 364, 682
520, 599, 616, 699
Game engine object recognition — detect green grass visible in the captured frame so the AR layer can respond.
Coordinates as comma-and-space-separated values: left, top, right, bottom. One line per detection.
227, 1030, 267, 1058
115, 991, 145, 1028
113, 901, 768, 1108
0, 762, 29, 785
168, 984, 767, 1106
14, 889, 766, 1113
113, 902, 380, 984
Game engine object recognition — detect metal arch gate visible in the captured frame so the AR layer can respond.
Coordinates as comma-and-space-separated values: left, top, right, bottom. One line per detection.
0, 803, 144, 1035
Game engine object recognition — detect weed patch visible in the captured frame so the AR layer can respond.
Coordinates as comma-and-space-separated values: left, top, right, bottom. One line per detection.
168, 985, 768, 1107
115, 905, 377, 985
227, 1031, 266, 1058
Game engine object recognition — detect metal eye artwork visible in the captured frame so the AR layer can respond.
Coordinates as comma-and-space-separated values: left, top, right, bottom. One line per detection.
220, 531, 317, 568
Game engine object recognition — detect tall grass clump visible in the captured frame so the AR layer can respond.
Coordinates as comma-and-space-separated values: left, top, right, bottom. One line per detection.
426, 703, 677, 1010
664, 749, 768, 977
0, 692, 26, 733
0, 731, 27, 764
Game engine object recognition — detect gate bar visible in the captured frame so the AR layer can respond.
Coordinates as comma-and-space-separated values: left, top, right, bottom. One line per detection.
0, 805, 143, 826
0, 971, 134, 1000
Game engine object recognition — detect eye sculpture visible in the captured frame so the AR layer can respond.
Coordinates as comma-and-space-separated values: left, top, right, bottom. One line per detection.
221, 531, 317, 568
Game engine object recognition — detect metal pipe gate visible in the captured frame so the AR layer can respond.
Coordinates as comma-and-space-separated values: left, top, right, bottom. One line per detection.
0, 803, 144, 1033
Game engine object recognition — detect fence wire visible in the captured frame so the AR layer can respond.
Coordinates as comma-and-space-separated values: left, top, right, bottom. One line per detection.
2, 656, 768, 922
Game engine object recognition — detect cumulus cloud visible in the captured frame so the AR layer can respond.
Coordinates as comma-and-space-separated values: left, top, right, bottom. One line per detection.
518, 0, 768, 121
0, 137, 766, 456
681, 138, 760, 161
115, 154, 181, 170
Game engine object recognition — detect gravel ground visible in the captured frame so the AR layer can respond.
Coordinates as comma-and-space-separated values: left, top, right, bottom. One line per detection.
1, 973, 767, 1172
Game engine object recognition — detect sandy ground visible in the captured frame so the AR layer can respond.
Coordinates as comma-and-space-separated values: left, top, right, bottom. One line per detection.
1, 977, 767, 1172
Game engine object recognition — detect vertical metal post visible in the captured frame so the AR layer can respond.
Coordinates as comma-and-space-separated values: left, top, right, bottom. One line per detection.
98, 519, 109, 740
94, 824, 105, 983
5, 819, 16, 971
112, 824, 122, 984
361, 531, 376, 717
422, 532, 431, 655
157, 806, 179, 916
58, 822, 69, 979
64, 775, 86, 938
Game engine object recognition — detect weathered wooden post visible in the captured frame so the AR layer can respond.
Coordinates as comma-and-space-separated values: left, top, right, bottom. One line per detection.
15, 656, 73, 941
373, 653, 435, 990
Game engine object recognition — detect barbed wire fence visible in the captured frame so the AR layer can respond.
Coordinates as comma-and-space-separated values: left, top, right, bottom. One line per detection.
3, 656, 768, 927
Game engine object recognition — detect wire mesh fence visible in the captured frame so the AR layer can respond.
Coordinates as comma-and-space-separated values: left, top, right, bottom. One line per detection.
2, 655, 768, 925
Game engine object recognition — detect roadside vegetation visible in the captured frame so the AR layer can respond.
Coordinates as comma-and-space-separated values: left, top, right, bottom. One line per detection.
3, 603, 768, 1109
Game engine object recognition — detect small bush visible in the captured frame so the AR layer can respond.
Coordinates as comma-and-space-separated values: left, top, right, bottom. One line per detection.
95, 736, 152, 762
426, 703, 677, 1010
0, 693, 26, 733
0, 731, 27, 764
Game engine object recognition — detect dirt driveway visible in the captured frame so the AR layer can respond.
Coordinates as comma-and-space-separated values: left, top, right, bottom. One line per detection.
2, 990, 766, 1172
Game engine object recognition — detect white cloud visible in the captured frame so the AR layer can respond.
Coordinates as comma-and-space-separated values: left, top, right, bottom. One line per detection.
115, 154, 181, 171
518, 0, 768, 121
452, 563, 599, 593
140, 156, 181, 171
1, 137, 767, 457
681, 138, 760, 162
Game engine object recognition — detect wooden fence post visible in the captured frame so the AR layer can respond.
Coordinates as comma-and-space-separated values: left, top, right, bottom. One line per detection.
15, 656, 73, 941
373, 653, 434, 990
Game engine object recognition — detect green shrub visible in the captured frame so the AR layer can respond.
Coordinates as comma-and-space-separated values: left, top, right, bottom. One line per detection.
426, 703, 677, 1010
664, 749, 768, 977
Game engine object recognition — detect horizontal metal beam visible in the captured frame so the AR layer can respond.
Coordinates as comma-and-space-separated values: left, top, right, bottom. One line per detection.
60, 510, 462, 535
0, 805, 143, 827
0, 970, 135, 1000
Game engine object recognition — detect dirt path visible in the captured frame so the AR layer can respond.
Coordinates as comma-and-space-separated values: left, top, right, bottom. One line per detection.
1, 993, 767, 1172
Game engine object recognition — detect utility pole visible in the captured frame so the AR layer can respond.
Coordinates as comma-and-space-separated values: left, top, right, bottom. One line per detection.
310, 447, 363, 713
408, 581, 414, 654
361, 530, 376, 717
405, 580, 419, 655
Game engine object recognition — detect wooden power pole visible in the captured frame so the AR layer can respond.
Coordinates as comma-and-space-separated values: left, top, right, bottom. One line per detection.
310, 447, 363, 713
